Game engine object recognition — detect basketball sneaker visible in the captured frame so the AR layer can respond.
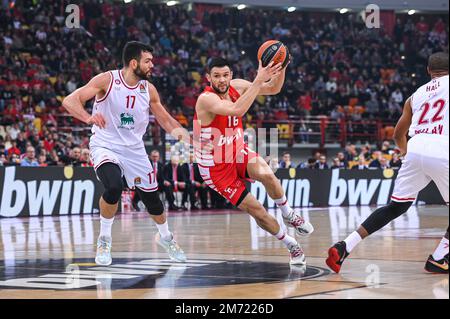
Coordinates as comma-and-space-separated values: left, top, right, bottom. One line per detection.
288, 242, 306, 266
326, 241, 349, 273
424, 254, 448, 274
155, 232, 187, 263
95, 235, 112, 266
283, 210, 314, 237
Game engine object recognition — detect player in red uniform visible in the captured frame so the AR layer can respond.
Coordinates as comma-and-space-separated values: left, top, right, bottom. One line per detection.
194, 57, 314, 265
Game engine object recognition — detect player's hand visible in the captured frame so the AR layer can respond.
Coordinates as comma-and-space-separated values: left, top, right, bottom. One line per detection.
86, 113, 106, 128
164, 181, 171, 187
254, 60, 283, 84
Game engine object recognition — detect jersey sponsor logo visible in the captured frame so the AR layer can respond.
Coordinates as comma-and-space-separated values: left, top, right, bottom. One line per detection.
217, 128, 243, 146
118, 112, 135, 130
139, 83, 146, 93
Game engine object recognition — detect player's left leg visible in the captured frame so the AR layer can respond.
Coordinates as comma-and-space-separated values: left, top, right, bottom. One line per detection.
121, 146, 186, 262
136, 188, 186, 262
243, 153, 314, 237
327, 151, 431, 273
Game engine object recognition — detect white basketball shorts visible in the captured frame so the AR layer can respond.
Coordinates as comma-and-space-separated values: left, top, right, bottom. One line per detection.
391, 134, 449, 203
89, 139, 158, 192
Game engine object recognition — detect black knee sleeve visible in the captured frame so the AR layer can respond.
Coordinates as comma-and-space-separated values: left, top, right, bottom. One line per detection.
96, 163, 123, 205
361, 201, 412, 235
136, 188, 164, 215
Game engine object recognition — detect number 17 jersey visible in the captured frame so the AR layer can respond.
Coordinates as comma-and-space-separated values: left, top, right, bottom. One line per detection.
90, 69, 150, 148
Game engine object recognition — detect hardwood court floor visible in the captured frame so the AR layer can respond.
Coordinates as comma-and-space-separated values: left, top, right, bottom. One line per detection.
0, 205, 447, 299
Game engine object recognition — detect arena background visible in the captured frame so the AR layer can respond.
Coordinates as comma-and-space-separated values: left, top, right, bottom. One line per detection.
0, 0, 448, 302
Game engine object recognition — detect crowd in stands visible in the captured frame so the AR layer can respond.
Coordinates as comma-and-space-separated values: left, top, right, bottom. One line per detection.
274, 140, 402, 171
1, 1, 448, 152
0, 0, 447, 211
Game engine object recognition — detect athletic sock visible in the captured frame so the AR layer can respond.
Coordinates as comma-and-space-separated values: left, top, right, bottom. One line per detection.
155, 221, 172, 241
99, 215, 114, 238
274, 195, 292, 218
432, 237, 449, 260
275, 227, 298, 248
344, 231, 362, 253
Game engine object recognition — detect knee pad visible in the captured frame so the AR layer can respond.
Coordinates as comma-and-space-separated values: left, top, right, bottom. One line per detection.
96, 162, 123, 205
362, 200, 412, 235
136, 188, 164, 215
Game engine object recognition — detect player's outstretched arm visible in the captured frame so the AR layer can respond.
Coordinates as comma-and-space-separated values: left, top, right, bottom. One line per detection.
197, 61, 282, 117
393, 97, 413, 156
62, 72, 110, 128
149, 83, 191, 145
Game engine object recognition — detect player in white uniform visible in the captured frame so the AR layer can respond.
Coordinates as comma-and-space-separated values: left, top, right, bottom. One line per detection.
326, 52, 449, 274
63, 41, 190, 265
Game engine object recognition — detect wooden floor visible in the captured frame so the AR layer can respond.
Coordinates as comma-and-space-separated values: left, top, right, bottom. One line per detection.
0, 205, 447, 299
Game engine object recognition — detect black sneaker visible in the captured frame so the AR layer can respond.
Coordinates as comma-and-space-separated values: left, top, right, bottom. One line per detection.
425, 254, 448, 274
326, 241, 350, 273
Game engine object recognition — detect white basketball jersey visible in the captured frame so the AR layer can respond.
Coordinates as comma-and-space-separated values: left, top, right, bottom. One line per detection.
409, 75, 449, 137
90, 70, 150, 147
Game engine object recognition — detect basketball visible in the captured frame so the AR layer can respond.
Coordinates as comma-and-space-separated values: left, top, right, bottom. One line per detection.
257, 40, 290, 68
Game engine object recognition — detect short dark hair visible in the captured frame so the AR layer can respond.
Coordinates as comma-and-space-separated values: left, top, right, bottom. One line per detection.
428, 52, 449, 72
207, 57, 232, 73
122, 41, 153, 66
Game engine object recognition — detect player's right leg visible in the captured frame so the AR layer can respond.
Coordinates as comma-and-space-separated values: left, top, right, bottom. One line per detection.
237, 190, 306, 265
94, 162, 124, 266
244, 154, 314, 237
422, 139, 449, 273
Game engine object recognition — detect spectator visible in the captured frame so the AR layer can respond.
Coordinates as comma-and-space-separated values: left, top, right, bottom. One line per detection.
379, 157, 390, 169
163, 155, 186, 211
279, 152, 295, 169
79, 148, 93, 167
315, 155, 329, 169
369, 151, 383, 168
352, 157, 368, 170
331, 157, 345, 169
336, 152, 348, 168
38, 154, 48, 167
299, 158, 317, 169
20, 146, 39, 167
181, 153, 207, 210
69, 147, 82, 166
390, 153, 402, 168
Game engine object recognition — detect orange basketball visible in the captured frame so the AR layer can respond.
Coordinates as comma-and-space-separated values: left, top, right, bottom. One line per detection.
257, 40, 290, 68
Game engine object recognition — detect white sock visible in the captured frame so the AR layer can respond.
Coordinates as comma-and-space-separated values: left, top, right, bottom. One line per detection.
344, 231, 362, 253
274, 195, 292, 218
432, 237, 449, 260
275, 227, 298, 248
99, 215, 114, 238
155, 221, 172, 241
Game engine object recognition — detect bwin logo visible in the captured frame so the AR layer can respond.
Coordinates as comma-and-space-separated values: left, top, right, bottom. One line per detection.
328, 169, 393, 206
0, 167, 95, 217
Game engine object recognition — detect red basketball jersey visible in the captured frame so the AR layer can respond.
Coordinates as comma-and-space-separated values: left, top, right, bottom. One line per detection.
193, 85, 245, 168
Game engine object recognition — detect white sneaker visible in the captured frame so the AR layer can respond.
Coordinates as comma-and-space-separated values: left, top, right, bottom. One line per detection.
283, 210, 314, 237
288, 243, 306, 266
155, 233, 187, 263
95, 235, 112, 266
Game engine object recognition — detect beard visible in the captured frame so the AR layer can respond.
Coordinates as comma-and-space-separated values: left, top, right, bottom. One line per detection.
211, 82, 229, 94
134, 65, 151, 81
